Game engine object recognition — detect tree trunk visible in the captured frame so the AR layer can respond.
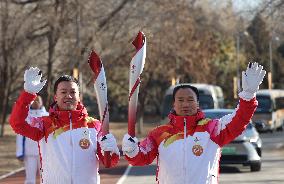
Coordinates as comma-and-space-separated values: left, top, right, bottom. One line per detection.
0, 84, 11, 137
0, 0, 9, 137
45, 32, 55, 108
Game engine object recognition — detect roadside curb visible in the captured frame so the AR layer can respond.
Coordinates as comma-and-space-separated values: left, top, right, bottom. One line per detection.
0, 167, 24, 180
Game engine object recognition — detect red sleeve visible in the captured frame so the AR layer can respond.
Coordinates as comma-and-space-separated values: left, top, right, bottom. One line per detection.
210, 97, 258, 147
9, 91, 45, 141
97, 142, 119, 168
125, 133, 158, 166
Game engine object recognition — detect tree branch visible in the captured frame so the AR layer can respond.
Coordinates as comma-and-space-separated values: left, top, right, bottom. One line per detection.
98, 0, 135, 29
11, 0, 42, 5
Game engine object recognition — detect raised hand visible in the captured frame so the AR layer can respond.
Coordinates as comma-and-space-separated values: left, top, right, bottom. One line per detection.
24, 67, 47, 94
240, 62, 266, 100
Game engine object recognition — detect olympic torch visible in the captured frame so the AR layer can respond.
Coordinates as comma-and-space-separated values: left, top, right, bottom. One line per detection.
128, 31, 146, 138
88, 50, 111, 168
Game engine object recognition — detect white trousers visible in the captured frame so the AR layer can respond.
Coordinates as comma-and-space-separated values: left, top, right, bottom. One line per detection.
24, 156, 40, 184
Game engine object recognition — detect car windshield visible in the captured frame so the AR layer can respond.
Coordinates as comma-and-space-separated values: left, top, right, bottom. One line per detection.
199, 94, 214, 109
256, 96, 272, 113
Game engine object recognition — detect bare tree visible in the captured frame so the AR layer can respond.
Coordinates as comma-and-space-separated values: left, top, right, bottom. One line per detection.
0, 0, 44, 136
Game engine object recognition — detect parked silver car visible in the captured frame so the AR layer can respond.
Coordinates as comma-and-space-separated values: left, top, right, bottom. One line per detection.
203, 109, 262, 172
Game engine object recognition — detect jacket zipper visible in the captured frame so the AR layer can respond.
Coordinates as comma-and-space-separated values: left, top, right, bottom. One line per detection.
69, 112, 74, 184
183, 118, 187, 183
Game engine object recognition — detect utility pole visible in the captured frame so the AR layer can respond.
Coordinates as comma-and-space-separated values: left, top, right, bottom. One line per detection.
268, 40, 273, 89
236, 33, 241, 93
74, 0, 83, 99
268, 0, 273, 89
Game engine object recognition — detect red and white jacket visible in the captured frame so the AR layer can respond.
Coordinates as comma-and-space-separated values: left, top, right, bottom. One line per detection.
10, 91, 119, 184
125, 98, 257, 184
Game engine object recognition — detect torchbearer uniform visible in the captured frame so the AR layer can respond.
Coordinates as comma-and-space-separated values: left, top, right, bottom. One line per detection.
125, 97, 257, 184
11, 91, 119, 184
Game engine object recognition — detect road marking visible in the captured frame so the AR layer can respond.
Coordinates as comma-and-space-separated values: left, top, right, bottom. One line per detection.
116, 165, 132, 184
0, 167, 24, 180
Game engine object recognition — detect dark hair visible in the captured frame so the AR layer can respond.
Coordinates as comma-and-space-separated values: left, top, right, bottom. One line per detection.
54, 75, 79, 94
172, 85, 199, 101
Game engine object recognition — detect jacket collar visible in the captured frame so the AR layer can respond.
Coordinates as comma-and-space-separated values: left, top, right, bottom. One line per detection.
48, 102, 88, 124
168, 110, 205, 131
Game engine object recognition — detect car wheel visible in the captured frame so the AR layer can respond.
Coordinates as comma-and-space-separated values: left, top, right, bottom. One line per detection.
250, 162, 261, 172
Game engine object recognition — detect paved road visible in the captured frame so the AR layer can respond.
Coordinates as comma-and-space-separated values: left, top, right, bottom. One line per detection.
1, 131, 284, 184
116, 162, 157, 184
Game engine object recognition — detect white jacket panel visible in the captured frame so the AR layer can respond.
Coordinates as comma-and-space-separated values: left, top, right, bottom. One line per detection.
39, 127, 99, 184
158, 132, 220, 184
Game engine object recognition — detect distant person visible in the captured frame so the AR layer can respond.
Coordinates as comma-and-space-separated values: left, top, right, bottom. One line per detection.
10, 67, 119, 184
122, 62, 266, 184
16, 95, 48, 184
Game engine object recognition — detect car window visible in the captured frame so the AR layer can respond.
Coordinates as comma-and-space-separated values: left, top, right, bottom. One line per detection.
256, 96, 272, 113
199, 94, 214, 109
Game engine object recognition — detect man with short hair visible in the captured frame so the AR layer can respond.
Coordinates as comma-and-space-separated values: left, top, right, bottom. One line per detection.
122, 62, 266, 184
10, 67, 119, 184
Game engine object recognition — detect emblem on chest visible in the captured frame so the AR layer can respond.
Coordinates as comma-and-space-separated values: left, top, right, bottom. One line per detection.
192, 137, 203, 156
79, 129, 91, 149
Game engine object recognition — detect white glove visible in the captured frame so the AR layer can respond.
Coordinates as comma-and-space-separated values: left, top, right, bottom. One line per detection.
239, 62, 266, 100
99, 133, 120, 156
24, 67, 47, 94
122, 134, 139, 158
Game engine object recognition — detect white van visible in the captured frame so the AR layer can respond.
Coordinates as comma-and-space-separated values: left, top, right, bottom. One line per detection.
161, 83, 224, 121
253, 89, 284, 132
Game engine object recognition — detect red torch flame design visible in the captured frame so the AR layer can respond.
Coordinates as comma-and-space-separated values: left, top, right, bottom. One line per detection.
88, 50, 111, 168
88, 51, 102, 82
128, 31, 146, 137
